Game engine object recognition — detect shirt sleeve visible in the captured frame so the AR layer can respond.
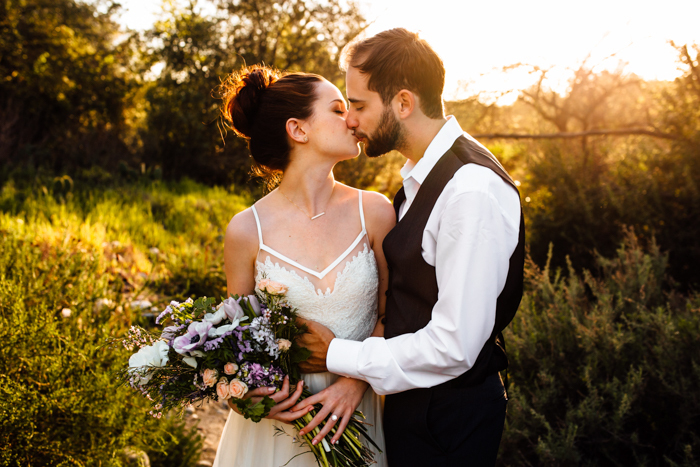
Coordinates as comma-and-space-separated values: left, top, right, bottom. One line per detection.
327, 189, 519, 395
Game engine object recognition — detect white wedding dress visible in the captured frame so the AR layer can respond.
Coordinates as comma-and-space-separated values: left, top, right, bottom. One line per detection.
213, 190, 387, 467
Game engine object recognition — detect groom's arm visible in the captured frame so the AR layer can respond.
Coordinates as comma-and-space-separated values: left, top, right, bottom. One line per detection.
327, 186, 521, 395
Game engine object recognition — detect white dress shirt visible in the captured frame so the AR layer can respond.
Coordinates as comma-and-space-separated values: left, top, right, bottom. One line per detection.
327, 117, 522, 395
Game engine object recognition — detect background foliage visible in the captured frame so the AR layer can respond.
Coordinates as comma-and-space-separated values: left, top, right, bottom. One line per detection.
1, 0, 699, 465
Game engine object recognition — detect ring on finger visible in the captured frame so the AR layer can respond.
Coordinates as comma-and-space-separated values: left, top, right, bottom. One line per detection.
330, 414, 338, 422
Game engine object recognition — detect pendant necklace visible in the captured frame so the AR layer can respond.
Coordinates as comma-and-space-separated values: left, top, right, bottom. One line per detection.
279, 183, 335, 220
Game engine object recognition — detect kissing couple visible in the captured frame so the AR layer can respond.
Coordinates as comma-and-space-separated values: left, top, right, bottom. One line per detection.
212, 28, 525, 467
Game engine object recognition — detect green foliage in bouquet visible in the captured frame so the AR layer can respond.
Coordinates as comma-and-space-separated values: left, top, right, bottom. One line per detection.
500, 229, 700, 466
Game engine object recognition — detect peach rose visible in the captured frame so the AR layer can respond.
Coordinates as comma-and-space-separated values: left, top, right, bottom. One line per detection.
202, 368, 218, 388
276, 338, 292, 352
224, 362, 239, 375
229, 379, 249, 399
216, 378, 230, 400
257, 279, 288, 295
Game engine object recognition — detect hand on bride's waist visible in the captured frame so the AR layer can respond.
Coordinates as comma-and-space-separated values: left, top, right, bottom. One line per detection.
296, 317, 336, 373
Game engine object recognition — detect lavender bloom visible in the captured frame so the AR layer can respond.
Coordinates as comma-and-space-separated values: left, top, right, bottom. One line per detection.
173, 321, 212, 354
203, 328, 237, 351
155, 305, 173, 324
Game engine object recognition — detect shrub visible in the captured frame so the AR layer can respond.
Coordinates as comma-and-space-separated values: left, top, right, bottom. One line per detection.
0, 177, 250, 465
500, 230, 700, 466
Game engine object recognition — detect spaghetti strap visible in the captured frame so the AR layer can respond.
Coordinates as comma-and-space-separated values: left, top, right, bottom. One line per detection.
252, 189, 368, 281
250, 205, 264, 247
358, 190, 366, 231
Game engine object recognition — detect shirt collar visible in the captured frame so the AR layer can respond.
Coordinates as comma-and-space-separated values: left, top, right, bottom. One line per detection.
400, 116, 464, 185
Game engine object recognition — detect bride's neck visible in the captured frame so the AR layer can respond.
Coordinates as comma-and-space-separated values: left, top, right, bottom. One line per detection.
277, 157, 336, 211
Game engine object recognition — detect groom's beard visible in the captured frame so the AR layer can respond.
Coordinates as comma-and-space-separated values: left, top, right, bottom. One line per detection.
358, 106, 406, 158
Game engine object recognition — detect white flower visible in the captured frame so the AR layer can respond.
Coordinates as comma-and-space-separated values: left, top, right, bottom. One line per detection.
207, 323, 236, 339
61, 308, 72, 318
182, 350, 204, 369
128, 340, 170, 384
203, 307, 227, 325
182, 356, 198, 368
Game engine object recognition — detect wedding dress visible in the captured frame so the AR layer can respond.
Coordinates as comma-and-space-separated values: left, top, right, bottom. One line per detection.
213, 190, 387, 467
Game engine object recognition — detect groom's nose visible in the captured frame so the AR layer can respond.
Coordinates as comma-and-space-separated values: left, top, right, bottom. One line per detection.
346, 110, 358, 130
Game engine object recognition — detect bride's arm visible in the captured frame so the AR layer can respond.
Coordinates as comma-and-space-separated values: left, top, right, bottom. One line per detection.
292, 192, 396, 444
223, 208, 308, 423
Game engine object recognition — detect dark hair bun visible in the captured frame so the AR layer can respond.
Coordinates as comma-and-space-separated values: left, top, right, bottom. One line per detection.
220, 65, 280, 138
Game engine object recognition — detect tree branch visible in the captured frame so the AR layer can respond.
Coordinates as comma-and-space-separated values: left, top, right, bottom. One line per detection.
471, 128, 678, 140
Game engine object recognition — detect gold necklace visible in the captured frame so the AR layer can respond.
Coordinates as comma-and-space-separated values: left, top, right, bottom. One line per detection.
279, 184, 335, 220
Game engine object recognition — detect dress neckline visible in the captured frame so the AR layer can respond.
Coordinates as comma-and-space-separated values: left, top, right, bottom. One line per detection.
250, 190, 367, 280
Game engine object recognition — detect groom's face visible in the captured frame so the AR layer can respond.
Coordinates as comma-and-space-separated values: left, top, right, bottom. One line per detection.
346, 66, 405, 158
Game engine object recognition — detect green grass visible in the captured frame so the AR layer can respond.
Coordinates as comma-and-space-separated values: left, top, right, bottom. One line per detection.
0, 177, 250, 466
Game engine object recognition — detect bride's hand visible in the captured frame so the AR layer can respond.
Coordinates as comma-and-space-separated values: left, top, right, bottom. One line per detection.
227, 376, 312, 424
290, 377, 369, 445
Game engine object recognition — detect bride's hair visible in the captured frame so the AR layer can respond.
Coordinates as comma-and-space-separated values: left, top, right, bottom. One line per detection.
218, 65, 323, 186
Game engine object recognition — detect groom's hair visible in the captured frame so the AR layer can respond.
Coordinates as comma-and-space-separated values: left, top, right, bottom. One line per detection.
341, 28, 445, 119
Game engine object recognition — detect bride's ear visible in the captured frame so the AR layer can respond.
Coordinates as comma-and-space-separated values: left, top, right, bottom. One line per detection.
286, 118, 308, 144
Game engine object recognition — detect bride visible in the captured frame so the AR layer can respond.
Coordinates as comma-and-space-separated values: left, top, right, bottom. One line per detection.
212, 65, 393, 466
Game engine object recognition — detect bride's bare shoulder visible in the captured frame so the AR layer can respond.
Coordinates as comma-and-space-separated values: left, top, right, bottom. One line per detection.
224, 207, 259, 255
360, 190, 395, 228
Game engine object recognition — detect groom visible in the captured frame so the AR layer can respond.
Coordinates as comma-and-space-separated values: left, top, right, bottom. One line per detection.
298, 28, 525, 466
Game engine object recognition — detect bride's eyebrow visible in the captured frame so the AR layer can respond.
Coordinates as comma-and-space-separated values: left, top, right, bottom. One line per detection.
329, 99, 346, 106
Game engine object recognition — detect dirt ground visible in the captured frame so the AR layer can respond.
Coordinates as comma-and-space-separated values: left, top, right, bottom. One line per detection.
184, 399, 231, 466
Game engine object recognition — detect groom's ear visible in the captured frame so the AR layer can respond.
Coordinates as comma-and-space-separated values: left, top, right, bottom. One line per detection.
394, 89, 416, 120
286, 118, 308, 144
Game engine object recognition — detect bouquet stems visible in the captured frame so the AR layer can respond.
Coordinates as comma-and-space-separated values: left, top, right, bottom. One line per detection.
288, 389, 379, 467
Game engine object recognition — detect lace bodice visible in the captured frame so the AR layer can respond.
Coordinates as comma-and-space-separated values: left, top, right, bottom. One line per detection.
252, 190, 379, 341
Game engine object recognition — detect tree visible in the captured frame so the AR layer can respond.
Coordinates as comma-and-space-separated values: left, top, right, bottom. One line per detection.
139, 0, 366, 186
0, 0, 135, 171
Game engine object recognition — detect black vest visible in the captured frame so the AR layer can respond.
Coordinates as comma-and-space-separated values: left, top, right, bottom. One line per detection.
382, 134, 525, 389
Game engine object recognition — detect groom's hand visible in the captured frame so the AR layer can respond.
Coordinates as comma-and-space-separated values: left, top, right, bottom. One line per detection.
296, 318, 335, 373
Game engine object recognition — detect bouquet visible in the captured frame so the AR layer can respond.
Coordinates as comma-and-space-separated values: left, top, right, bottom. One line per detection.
118, 280, 380, 467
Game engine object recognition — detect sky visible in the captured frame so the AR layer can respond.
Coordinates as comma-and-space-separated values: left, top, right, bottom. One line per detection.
113, 0, 700, 103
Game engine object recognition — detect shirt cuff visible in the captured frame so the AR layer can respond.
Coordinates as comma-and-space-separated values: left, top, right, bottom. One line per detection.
327, 338, 363, 380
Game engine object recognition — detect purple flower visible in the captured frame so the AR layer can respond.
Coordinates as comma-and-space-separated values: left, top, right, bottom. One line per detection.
222, 297, 246, 321
155, 305, 173, 325
173, 321, 212, 354
247, 295, 261, 316
161, 324, 183, 341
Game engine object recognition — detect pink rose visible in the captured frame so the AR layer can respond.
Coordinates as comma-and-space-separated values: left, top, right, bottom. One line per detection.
257, 279, 288, 295
224, 362, 238, 375
229, 379, 248, 399
216, 378, 230, 400
276, 338, 292, 352
202, 368, 218, 388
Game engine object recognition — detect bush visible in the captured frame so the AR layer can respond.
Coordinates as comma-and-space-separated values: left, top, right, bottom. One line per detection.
500, 230, 700, 466
0, 177, 250, 465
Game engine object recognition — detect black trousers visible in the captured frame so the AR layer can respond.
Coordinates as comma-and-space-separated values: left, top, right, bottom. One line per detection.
383, 373, 507, 467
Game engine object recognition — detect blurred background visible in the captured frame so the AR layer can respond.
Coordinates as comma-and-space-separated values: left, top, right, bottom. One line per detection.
1, 0, 699, 465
